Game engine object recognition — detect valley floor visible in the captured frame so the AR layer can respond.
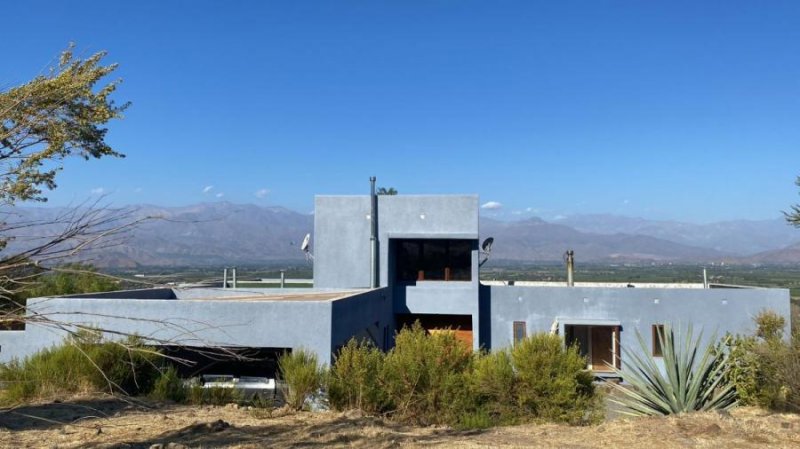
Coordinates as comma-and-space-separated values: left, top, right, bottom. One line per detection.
1, 397, 799, 448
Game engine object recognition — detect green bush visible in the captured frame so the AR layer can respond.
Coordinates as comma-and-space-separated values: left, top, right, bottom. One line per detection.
382, 322, 474, 425
278, 348, 324, 410
327, 339, 388, 414
468, 350, 517, 424
0, 332, 161, 403
150, 366, 187, 402
511, 334, 599, 424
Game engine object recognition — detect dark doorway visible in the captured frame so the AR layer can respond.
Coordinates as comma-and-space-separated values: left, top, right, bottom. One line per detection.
396, 313, 473, 348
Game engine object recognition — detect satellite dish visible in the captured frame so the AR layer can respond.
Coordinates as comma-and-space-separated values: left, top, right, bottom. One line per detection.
300, 233, 313, 261
479, 237, 494, 267
481, 237, 494, 253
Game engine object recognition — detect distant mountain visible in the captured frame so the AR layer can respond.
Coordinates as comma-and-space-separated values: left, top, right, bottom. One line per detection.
556, 214, 800, 255
3, 202, 800, 267
1, 202, 313, 268
479, 218, 731, 263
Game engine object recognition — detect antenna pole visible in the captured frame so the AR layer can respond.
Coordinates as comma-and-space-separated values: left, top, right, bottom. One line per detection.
370, 176, 379, 288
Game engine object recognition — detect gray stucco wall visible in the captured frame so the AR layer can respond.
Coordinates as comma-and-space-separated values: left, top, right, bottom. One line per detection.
484, 285, 791, 369
314, 195, 479, 289
330, 288, 393, 354
0, 293, 335, 364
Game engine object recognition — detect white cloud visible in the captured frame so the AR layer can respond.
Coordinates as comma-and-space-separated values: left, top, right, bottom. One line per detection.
215, 192, 224, 198
481, 201, 503, 210
202, 185, 214, 194
90, 187, 105, 195
255, 188, 270, 198
552, 214, 567, 221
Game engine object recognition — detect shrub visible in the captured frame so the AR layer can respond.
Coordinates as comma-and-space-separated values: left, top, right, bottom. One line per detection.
724, 310, 800, 412
150, 366, 187, 402
611, 323, 737, 416
328, 339, 388, 414
511, 333, 599, 424
0, 332, 161, 403
382, 322, 474, 425
468, 350, 517, 424
278, 348, 324, 410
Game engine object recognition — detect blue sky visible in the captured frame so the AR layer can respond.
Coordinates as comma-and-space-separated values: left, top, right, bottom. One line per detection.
3, 1, 799, 222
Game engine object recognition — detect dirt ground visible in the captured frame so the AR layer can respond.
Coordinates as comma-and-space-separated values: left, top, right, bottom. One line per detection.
0, 396, 799, 449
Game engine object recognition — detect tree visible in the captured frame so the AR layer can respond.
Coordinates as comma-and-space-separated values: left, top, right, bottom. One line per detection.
377, 187, 398, 195
0, 44, 132, 313
0, 44, 128, 205
785, 176, 800, 227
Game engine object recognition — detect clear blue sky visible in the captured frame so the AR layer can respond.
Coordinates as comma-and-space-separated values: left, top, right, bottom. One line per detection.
3, 1, 799, 222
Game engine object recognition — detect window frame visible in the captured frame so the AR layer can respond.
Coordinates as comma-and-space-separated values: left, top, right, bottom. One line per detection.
513, 321, 527, 346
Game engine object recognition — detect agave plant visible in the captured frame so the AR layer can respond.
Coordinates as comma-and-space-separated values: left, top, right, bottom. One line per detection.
610, 323, 737, 416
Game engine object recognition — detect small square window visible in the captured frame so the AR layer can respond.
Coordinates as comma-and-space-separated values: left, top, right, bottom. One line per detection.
513, 321, 527, 345
652, 324, 665, 357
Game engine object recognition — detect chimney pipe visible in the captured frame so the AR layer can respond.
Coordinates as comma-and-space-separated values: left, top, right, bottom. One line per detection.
565, 250, 575, 287
370, 176, 379, 288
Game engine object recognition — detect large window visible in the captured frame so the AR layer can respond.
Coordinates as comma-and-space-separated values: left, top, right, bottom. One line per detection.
393, 239, 472, 282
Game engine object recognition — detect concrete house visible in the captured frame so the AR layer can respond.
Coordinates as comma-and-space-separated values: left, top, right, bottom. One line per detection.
0, 185, 792, 378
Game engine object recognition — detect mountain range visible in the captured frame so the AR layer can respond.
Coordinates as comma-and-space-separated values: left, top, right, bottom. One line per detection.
3, 202, 800, 267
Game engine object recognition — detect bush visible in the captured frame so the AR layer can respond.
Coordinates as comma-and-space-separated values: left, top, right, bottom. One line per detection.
468, 350, 517, 424
381, 322, 474, 425
725, 310, 800, 412
150, 366, 187, 402
511, 334, 599, 424
0, 332, 161, 403
278, 348, 324, 410
327, 339, 388, 414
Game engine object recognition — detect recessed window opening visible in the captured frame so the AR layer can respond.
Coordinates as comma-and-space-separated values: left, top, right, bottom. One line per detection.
513, 321, 527, 345
652, 324, 665, 357
394, 239, 472, 282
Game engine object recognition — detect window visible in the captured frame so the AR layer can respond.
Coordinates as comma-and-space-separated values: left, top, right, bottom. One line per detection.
513, 321, 527, 345
393, 239, 472, 282
652, 324, 665, 357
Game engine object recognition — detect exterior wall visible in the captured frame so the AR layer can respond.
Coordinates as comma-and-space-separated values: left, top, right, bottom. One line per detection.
330, 288, 393, 354
484, 285, 791, 370
0, 293, 335, 365
314, 195, 480, 289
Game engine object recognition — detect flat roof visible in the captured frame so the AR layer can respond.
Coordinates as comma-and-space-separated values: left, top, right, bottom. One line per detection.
175, 288, 366, 302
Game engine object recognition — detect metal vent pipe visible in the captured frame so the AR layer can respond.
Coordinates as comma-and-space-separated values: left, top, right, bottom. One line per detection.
370, 176, 379, 288
565, 250, 575, 287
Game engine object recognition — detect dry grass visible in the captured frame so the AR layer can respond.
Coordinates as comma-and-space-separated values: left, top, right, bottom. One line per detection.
0, 396, 798, 448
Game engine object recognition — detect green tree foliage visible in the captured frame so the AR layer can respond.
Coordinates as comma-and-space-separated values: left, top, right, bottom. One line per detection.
376, 187, 398, 195
0, 44, 128, 205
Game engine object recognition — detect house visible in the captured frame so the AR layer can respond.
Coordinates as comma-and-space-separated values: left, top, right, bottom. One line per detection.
0, 185, 791, 378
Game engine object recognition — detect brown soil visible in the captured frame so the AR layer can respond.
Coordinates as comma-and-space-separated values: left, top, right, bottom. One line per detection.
0, 396, 798, 449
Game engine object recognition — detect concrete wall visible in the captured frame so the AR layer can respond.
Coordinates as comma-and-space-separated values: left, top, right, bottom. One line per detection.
483, 284, 791, 369
314, 195, 479, 289
330, 287, 393, 354
0, 295, 334, 365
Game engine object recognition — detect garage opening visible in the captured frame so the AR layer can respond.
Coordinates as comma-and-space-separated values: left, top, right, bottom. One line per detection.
158, 346, 287, 379
396, 313, 473, 348
564, 325, 620, 372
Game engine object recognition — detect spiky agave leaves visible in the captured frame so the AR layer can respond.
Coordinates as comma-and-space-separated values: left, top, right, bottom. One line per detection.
610, 323, 738, 416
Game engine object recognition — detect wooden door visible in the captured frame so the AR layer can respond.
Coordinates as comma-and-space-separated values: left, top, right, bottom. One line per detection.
591, 327, 613, 372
